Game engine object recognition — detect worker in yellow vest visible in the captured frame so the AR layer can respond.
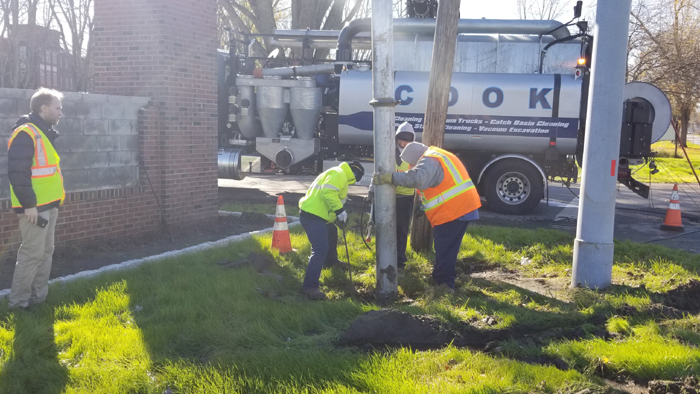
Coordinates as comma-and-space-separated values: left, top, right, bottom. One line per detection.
373, 142, 480, 293
7, 88, 65, 310
298, 161, 365, 300
394, 122, 416, 271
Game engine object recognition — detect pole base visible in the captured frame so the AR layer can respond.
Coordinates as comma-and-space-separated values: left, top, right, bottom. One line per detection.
571, 239, 614, 290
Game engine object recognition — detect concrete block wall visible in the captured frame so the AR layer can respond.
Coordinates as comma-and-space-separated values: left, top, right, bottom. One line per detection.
0, 88, 149, 198
0, 88, 158, 267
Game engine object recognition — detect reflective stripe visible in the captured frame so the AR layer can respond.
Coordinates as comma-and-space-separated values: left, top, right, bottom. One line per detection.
23, 124, 49, 167
425, 150, 464, 184
669, 203, 680, 210
422, 179, 475, 210
312, 183, 340, 191
31, 166, 58, 177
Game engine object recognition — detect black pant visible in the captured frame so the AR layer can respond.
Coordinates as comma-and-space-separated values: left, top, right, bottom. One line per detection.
396, 195, 414, 268
433, 219, 470, 289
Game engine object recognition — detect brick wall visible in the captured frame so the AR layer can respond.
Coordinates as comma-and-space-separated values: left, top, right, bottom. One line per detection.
92, 0, 219, 227
0, 0, 219, 268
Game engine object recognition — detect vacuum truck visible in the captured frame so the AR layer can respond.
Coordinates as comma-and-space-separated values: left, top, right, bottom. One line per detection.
217, 14, 672, 215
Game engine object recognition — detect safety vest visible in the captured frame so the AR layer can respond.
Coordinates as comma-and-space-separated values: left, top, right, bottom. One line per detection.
8, 123, 65, 209
395, 160, 414, 196
299, 162, 353, 223
418, 147, 481, 226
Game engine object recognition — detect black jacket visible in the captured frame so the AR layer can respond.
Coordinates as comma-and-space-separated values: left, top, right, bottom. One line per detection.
7, 114, 61, 213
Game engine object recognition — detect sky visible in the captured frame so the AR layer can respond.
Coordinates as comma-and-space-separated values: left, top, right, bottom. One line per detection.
458, 0, 591, 21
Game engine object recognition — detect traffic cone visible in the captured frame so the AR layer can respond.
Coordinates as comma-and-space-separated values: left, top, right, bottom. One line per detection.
271, 195, 293, 253
660, 184, 684, 231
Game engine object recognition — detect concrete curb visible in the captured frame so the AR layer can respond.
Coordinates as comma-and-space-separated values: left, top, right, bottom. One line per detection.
0, 211, 300, 299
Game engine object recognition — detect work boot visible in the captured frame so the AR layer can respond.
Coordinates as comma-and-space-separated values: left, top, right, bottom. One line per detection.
302, 288, 327, 300
434, 283, 455, 294
326, 260, 351, 270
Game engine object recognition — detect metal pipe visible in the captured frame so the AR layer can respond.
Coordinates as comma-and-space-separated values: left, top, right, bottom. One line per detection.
370, 0, 398, 303
571, 0, 632, 290
337, 18, 571, 61
253, 63, 338, 78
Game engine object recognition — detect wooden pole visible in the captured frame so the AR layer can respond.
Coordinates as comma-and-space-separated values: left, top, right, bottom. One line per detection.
409, 0, 461, 252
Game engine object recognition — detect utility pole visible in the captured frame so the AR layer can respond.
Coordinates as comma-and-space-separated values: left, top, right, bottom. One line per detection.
370, 0, 398, 303
571, 0, 633, 289
409, 0, 461, 252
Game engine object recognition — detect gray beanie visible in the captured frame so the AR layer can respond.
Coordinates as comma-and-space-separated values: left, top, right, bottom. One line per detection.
400, 142, 428, 166
395, 122, 416, 142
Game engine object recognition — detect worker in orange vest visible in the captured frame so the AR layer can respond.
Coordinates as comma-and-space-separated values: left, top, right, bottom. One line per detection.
373, 142, 480, 292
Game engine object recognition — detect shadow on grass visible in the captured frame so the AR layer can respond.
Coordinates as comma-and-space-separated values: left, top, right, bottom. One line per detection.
0, 306, 68, 394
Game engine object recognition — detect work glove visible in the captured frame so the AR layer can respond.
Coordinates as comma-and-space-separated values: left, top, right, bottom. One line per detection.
372, 172, 393, 185
23, 207, 38, 225
341, 198, 347, 205
337, 211, 348, 224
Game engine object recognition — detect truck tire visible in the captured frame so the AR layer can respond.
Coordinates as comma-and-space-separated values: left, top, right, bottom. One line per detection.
482, 159, 544, 215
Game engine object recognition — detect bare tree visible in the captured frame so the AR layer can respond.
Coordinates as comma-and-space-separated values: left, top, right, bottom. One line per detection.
516, 0, 568, 20
47, 0, 94, 92
630, 0, 700, 147
220, 0, 368, 60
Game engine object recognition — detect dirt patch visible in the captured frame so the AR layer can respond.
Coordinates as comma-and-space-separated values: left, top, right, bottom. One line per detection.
0, 213, 275, 290
660, 280, 700, 313
648, 378, 699, 394
336, 308, 607, 351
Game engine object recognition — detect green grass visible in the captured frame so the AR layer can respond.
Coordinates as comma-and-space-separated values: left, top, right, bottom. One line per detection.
631, 141, 700, 184
1, 220, 699, 393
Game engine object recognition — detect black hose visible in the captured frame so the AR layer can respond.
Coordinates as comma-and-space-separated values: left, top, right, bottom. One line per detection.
360, 196, 373, 251
341, 226, 355, 294
640, 229, 700, 244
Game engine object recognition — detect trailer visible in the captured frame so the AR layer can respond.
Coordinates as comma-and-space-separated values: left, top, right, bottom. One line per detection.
217, 16, 671, 215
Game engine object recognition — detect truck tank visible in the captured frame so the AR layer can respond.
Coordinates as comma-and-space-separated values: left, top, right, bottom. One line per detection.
339, 69, 582, 156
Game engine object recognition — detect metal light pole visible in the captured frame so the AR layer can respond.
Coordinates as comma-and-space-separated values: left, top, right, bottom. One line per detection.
370, 0, 398, 303
571, 0, 633, 289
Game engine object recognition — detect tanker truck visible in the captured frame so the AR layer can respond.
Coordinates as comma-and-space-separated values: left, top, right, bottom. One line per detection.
216, 16, 671, 215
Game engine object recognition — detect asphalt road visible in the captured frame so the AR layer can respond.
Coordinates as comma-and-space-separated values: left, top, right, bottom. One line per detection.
220, 175, 700, 253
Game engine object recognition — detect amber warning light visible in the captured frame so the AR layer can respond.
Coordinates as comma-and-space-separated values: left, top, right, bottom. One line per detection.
577, 58, 587, 66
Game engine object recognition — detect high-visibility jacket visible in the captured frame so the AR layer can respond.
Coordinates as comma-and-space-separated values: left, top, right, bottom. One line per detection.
299, 162, 356, 223
418, 147, 480, 226
395, 160, 414, 196
8, 123, 65, 209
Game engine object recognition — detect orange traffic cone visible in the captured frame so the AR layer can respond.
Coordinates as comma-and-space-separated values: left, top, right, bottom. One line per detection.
660, 184, 684, 231
271, 195, 293, 253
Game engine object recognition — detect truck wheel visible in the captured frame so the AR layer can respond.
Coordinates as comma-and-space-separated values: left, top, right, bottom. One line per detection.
483, 160, 544, 215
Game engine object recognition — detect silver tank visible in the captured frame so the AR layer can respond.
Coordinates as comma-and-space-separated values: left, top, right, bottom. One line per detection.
256, 76, 288, 138
338, 69, 583, 155
237, 77, 263, 139
290, 78, 322, 140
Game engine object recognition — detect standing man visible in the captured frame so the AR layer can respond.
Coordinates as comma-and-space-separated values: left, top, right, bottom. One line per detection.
394, 122, 416, 272
7, 88, 65, 310
373, 142, 480, 292
299, 160, 364, 300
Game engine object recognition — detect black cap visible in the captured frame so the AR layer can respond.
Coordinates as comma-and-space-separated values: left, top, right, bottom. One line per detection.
348, 160, 364, 182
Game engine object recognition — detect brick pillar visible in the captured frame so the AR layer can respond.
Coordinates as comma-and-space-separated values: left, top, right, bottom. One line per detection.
92, 0, 219, 226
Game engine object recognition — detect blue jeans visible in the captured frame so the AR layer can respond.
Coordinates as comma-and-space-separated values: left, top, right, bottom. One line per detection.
432, 219, 469, 289
300, 214, 339, 290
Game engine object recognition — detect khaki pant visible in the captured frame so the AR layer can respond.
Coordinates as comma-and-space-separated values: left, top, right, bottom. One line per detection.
9, 208, 58, 308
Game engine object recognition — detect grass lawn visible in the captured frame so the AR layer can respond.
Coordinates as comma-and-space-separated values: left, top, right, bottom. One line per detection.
631, 141, 700, 184
0, 218, 698, 393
